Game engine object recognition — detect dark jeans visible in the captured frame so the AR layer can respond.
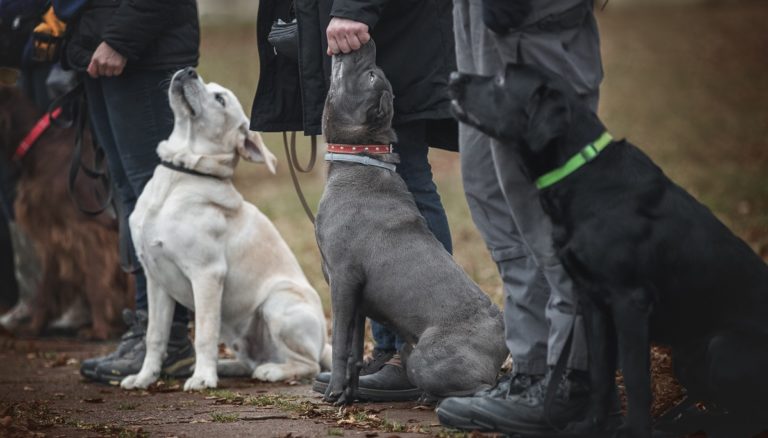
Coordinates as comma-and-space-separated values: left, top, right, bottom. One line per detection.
83, 69, 188, 324
371, 120, 453, 352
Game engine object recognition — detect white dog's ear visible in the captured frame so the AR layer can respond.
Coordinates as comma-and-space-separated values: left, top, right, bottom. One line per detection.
238, 129, 277, 174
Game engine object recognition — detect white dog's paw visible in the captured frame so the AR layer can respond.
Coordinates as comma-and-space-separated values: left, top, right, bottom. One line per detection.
121, 373, 156, 390
183, 373, 218, 391
252, 363, 290, 382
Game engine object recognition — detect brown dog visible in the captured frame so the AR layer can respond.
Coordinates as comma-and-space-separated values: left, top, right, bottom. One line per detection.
0, 85, 131, 339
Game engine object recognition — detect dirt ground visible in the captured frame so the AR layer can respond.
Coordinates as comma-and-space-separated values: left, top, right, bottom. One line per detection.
0, 338, 453, 438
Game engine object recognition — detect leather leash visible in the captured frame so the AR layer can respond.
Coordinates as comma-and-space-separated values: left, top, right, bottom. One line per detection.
282, 131, 317, 224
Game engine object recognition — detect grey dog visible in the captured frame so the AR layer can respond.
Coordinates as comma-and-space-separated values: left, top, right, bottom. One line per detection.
316, 41, 507, 405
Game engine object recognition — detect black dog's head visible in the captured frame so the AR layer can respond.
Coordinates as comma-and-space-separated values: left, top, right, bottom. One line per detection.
322, 40, 397, 145
449, 63, 577, 149
449, 63, 604, 176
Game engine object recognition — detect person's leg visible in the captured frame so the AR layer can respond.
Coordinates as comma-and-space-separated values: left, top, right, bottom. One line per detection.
438, 0, 597, 434
97, 69, 189, 325
81, 72, 193, 384
453, 0, 550, 377
393, 120, 452, 255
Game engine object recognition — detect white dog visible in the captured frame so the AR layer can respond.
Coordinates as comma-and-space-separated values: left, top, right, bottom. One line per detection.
121, 68, 330, 391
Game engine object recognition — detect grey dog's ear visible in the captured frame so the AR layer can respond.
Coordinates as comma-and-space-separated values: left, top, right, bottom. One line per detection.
237, 127, 277, 174
524, 83, 570, 153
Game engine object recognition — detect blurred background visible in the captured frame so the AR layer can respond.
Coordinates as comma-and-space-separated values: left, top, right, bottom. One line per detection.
196, 0, 768, 313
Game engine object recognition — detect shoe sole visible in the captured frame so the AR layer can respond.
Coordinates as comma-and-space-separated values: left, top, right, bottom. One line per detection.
467, 405, 623, 438
312, 379, 422, 402
436, 405, 494, 432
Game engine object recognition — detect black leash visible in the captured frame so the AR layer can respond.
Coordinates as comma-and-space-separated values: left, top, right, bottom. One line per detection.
48, 83, 113, 216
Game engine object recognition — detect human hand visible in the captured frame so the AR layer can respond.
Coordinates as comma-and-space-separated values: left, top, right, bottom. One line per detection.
482, 0, 532, 35
87, 42, 127, 78
326, 17, 371, 55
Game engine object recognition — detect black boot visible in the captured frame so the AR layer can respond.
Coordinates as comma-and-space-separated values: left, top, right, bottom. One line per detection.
93, 312, 195, 385
312, 348, 395, 395
354, 353, 421, 401
438, 368, 597, 435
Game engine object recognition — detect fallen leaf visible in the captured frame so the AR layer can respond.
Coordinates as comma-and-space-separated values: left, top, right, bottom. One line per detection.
81, 398, 104, 403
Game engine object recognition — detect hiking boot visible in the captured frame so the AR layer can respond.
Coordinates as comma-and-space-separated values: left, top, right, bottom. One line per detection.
93, 313, 195, 385
312, 348, 395, 394
437, 369, 594, 435
354, 354, 422, 401
80, 309, 145, 380
475, 372, 544, 398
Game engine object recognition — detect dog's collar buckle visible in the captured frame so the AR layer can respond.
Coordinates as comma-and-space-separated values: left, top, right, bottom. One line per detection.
326, 143, 392, 154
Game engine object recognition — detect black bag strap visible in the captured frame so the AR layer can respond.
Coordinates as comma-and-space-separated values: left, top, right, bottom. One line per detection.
282, 131, 316, 224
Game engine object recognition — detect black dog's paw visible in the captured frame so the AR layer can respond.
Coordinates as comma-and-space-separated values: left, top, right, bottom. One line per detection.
481, 0, 532, 35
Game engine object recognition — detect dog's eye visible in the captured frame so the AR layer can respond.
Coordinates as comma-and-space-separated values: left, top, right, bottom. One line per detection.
369, 71, 376, 83
215, 93, 226, 107
495, 75, 505, 86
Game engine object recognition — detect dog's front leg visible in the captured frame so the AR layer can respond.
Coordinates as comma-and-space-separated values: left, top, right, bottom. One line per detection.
184, 272, 224, 391
613, 290, 652, 438
324, 278, 363, 405
568, 293, 617, 435
121, 277, 175, 390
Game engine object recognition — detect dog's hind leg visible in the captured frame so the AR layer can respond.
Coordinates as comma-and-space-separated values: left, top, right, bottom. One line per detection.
695, 330, 768, 435
612, 288, 653, 438
251, 292, 326, 382
121, 276, 175, 390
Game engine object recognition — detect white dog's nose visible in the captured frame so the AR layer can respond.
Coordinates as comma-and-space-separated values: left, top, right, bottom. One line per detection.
181, 67, 198, 80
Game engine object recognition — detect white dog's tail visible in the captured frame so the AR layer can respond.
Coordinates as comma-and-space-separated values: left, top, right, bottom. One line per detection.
320, 343, 332, 371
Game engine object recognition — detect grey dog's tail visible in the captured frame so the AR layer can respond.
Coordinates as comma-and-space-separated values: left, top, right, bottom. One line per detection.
320, 344, 332, 371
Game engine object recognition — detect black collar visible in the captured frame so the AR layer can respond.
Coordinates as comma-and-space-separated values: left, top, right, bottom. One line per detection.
160, 160, 223, 180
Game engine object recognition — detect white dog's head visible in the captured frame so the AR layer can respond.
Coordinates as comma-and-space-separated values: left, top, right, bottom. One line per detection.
160, 67, 277, 177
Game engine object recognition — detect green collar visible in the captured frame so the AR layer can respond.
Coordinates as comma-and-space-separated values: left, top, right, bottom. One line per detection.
535, 132, 614, 189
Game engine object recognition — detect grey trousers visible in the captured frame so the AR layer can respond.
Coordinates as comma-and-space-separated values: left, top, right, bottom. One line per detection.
453, 0, 603, 374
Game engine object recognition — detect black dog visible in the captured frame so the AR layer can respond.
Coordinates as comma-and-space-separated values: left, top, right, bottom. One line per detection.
449, 64, 768, 438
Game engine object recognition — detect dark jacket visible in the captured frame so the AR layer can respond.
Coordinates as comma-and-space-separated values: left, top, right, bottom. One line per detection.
64, 0, 199, 72
251, 0, 457, 149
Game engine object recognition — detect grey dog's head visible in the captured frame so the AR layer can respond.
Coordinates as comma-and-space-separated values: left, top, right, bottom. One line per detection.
322, 40, 397, 145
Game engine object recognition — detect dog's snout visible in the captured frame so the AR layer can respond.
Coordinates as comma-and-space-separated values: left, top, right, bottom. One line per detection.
181, 67, 198, 80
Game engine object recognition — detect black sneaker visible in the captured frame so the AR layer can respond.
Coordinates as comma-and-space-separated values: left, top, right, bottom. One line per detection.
312, 348, 395, 395
80, 309, 145, 380
93, 314, 195, 385
438, 369, 594, 436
